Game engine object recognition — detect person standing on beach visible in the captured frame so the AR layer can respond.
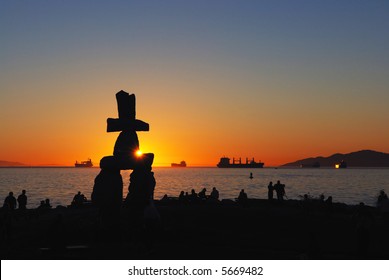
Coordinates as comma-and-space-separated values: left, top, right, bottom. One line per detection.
17, 190, 27, 210
267, 182, 274, 200
3, 192, 17, 210
274, 181, 286, 201
44, 199, 52, 209
280, 183, 286, 200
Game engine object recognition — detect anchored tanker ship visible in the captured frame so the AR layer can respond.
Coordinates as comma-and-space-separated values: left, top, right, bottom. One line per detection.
75, 159, 93, 168
171, 161, 187, 167
217, 157, 264, 168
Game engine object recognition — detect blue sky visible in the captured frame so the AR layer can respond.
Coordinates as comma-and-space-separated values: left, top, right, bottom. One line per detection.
1, 0, 389, 166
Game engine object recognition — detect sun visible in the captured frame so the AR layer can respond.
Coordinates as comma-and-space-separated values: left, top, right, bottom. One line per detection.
135, 150, 143, 157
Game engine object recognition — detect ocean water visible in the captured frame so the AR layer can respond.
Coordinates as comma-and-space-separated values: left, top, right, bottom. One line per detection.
0, 167, 388, 208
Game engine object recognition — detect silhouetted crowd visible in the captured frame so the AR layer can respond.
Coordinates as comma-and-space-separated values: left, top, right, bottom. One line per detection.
161, 187, 252, 207
1, 185, 389, 260
174, 187, 221, 204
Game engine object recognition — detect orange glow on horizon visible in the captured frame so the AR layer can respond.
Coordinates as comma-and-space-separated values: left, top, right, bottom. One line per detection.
1, 88, 388, 168
1, 2, 389, 169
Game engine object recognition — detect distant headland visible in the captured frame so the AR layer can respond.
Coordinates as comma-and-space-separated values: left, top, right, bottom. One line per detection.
282, 150, 389, 168
0, 160, 26, 167
0, 161, 67, 168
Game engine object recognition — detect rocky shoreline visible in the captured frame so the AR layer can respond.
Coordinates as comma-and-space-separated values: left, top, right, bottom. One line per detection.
1, 198, 389, 260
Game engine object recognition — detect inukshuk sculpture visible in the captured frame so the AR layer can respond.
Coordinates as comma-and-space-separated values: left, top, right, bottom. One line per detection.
92, 90, 156, 226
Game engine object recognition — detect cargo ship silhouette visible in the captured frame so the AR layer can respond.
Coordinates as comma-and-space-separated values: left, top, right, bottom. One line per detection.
217, 157, 264, 168
171, 161, 187, 167
75, 159, 93, 168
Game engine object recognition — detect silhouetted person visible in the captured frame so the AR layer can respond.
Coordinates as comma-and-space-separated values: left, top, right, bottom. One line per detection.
3, 192, 16, 210
376, 190, 389, 220
274, 181, 286, 201
36, 200, 49, 218
274, 181, 281, 199
267, 182, 274, 200
161, 194, 169, 202
279, 184, 286, 200
238, 189, 248, 207
17, 190, 27, 210
238, 189, 248, 200
178, 191, 188, 205
210, 187, 219, 201
72, 191, 86, 207
377, 190, 388, 208
45, 199, 52, 209
189, 189, 198, 202
38, 200, 45, 209
198, 188, 207, 200
249, 172, 253, 179
179, 191, 185, 201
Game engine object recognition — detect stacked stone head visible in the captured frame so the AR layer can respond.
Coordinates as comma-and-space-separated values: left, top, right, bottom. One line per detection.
92, 90, 156, 225
100, 90, 154, 169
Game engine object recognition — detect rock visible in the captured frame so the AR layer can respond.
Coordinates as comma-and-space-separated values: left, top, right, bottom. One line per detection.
126, 168, 156, 204
113, 130, 139, 157
116, 90, 135, 119
106, 118, 149, 132
91, 169, 123, 208
99, 153, 154, 170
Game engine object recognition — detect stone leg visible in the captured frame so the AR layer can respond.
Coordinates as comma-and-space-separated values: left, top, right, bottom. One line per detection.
92, 168, 123, 230
125, 167, 157, 224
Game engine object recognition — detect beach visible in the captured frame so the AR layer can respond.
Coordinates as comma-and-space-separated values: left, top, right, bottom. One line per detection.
1, 197, 389, 260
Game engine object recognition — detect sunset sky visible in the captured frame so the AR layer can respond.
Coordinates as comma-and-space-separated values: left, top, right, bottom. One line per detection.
1, 0, 389, 167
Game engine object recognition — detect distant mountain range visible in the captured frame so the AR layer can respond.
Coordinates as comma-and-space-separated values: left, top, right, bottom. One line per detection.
0, 160, 26, 167
282, 150, 389, 167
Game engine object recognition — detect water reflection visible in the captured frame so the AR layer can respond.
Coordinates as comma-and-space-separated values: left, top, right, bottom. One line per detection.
0, 167, 387, 207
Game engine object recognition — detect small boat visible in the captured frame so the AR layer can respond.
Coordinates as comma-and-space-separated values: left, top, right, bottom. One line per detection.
217, 157, 264, 168
171, 161, 187, 167
75, 159, 93, 168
